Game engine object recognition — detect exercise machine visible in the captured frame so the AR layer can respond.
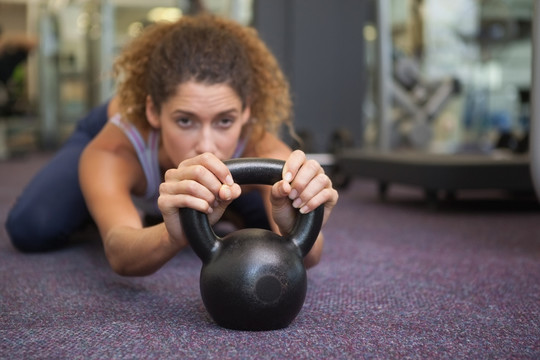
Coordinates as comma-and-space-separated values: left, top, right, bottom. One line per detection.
336, 0, 539, 203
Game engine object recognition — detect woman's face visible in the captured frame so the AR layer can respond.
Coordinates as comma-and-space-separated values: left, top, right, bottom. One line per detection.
146, 81, 250, 167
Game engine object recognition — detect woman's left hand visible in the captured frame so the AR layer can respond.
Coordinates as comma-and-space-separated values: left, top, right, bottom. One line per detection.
270, 150, 339, 235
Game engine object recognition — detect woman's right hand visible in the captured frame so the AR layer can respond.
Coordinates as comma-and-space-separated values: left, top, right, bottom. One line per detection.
157, 153, 242, 245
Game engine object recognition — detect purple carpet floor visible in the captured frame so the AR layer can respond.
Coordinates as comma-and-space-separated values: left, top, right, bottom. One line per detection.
1, 152, 540, 359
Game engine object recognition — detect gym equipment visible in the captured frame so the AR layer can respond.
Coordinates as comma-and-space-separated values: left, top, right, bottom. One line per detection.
335, 0, 538, 204
179, 158, 324, 331
391, 53, 461, 149
337, 150, 532, 205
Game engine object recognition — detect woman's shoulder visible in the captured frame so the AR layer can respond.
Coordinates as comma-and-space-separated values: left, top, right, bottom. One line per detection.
81, 122, 146, 195
89, 120, 132, 152
93, 96, 144, 155
82, 111, 142, 175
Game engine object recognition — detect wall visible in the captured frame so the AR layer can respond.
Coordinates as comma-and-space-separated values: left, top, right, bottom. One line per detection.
254, 0, 367, 152
0, 3, 27, 34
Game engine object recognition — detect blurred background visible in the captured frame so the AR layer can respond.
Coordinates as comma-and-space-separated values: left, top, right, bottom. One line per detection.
0, 0, 534, 161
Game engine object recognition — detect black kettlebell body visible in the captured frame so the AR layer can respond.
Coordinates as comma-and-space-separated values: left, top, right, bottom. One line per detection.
180, 158, 324, 331
200, 229, 307, 330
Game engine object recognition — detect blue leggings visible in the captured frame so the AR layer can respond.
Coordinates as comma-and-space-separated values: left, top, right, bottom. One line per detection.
6, 102, 109, 251
5, 102, 270, 252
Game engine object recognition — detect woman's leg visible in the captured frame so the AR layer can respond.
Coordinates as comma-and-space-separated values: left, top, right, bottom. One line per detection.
5, 102, 109, 252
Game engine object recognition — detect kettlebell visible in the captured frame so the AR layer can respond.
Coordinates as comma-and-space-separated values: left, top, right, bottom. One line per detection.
179, 158, 324, 331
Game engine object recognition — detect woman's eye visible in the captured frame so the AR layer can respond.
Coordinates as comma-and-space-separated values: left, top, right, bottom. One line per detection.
217, 118, 234, 128
176, 118, 192, 127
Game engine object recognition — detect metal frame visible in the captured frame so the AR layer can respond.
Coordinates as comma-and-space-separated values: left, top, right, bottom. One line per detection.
531, 0, 540, 200
375, 0, 392, 151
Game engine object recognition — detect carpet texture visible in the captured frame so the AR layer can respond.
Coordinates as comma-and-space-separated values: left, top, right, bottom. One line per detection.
1, 152, 540, 359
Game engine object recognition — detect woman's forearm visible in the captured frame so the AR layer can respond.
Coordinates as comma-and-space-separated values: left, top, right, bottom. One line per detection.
304, 232, 324, 269
103, 223, 186, 276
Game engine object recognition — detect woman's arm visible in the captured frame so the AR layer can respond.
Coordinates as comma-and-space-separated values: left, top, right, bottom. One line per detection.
79, 124, 187, 276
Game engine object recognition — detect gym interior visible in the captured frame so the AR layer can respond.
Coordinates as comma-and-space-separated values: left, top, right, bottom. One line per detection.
1, 0, 539, 358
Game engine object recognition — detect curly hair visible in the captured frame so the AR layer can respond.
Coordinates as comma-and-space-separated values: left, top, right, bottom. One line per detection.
113, 15, 293, 144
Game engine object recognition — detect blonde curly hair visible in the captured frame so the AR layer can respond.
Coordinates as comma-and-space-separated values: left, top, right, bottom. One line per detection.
113, 15, 293, 144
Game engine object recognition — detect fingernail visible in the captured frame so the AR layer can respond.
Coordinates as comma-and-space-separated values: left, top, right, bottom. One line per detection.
292, 198, 302, 208
289, 189, 298, 200
284, 172, 292, 182
207, 207, 213, 214
299, 206, 309, 214
225, 175, 234, 186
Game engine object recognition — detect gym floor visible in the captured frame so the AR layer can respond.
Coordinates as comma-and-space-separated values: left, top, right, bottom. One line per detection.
1, 151, 540, 359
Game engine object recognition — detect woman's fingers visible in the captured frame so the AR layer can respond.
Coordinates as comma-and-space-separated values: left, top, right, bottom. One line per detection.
282, 151, 330, 212
178, 153, 234, 187
160, 153, 240, 216
291, 173, 333, 214
282, 149, 307, 184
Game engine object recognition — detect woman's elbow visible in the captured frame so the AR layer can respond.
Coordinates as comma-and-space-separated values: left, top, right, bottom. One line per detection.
104, 243, 159, 277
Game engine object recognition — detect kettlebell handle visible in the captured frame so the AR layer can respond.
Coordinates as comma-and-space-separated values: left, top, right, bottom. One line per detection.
179, 158, 324, 263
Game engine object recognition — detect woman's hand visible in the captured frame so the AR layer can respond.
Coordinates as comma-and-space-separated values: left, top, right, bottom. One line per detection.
270, 150, 339, 236
157, 153, 241, 245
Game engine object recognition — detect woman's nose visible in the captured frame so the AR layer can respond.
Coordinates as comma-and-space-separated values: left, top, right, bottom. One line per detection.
194, 128, 217, 155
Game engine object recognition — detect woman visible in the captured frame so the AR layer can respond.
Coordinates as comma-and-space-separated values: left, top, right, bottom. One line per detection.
6, 15, 338, 276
